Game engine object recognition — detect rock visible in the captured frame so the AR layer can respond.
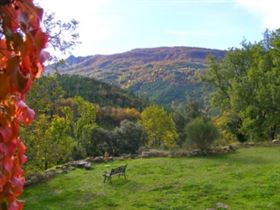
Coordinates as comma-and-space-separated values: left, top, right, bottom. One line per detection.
190, 149, 202, 156
64, 161, 76, 167
216, 202, 230, 209
28, 174, 41, 185
25, 158, 94, 187
63, 166, 75, 173
170, 150, 190, 157
55, 165, 63, 169
221, 146, 230, 152
85, 156, 96, 163
93, 156, 104, 163
44, 171, 56, 180
243, 142, 255, 147
75, 160, 92, 169
55, 169, 64, 174
24, 179, 32, 187
141, 151, 150, 158
141, 150, 169, 158
272, 139, 280, 144
84, 162, 92, 170
123, 154, 132, 159
228, 144, 238, 151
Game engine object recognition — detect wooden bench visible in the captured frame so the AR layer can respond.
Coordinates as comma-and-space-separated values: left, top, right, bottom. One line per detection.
103, 165, 127, 183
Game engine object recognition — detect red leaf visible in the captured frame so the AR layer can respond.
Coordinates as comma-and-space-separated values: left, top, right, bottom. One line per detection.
9, 200, 24, 210
16, 100, 35, 126
0, 126, 13, 143
4, 157, 13, 174
10, 176, 25, 196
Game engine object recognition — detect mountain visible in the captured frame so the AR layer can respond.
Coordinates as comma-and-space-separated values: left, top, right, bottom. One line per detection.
46, 47, 225, 106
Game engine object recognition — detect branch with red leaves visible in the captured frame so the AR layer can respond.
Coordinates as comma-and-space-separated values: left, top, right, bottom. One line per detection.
0, 0, 48, 209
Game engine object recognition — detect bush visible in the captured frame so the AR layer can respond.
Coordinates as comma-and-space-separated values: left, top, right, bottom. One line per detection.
79, 121, 146, 157
186, 117, 219, 151
112, 120, 146, 155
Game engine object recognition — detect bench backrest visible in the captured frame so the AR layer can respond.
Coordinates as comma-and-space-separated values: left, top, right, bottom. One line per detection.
110, 165, 127, 175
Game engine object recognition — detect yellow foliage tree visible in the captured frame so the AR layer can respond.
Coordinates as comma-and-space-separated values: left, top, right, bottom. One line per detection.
140, 105, 178, 147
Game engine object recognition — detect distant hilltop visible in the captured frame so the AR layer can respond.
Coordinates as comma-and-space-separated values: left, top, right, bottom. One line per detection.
46, 46, 225, 72
46, 46, 226, 106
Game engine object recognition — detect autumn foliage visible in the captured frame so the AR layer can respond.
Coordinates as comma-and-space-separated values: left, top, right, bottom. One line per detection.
0, 0, 48, 209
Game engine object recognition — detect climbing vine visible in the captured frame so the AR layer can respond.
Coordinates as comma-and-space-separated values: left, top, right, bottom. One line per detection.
0, 0, 48, 209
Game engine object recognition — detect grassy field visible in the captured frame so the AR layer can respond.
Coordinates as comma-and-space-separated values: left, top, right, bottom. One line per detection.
22, 147, 280, 210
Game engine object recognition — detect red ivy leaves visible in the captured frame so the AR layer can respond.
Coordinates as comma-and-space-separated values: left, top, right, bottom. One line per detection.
0, 0, 48, 209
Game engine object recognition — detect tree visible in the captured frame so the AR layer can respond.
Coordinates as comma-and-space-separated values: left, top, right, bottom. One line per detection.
202, 29, 280, 141
113, 120, 146, 155
0, 1, 48, 209
22, 114, 75, 171
81, 120, 146, 157
21, 115, 49, 173
24, 76, 76, 169
186, 117, 219, 151
171, 110, 187, 146
140, 105, 178, 147
89, 127, 113, 157
213, 111, 247, 143
172, 97, 206, 145
26, 75, 65, 115
43, 12, 79, 57
72, 97, 97, 159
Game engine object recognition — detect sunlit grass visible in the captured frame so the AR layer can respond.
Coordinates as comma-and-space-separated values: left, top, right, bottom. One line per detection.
22, 147, 280, 210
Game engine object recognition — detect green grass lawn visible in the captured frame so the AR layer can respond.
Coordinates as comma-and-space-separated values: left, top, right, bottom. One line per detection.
22, 147, 280, 210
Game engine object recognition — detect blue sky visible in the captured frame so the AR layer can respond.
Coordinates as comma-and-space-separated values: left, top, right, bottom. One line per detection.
38, 0, 280, 57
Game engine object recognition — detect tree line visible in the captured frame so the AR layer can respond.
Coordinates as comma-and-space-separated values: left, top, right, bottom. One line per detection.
22, 74, 218, 175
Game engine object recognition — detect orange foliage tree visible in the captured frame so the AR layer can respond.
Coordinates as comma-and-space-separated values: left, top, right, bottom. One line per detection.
0, 0, 48, 209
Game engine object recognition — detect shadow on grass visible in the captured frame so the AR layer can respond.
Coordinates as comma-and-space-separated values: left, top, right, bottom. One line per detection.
105, 178, 143, 191
107, 178, 129, 186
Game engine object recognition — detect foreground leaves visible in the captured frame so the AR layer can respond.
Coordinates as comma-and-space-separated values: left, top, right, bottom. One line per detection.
0, 0, 47, 209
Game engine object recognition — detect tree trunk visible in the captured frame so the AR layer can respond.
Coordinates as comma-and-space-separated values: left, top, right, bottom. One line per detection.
44, 160, 48, 170
270, 125, 277, 140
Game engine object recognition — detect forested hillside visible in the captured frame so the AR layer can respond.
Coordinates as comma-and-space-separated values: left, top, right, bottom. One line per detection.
56, 74, 148, 110
46, 47, 225, 106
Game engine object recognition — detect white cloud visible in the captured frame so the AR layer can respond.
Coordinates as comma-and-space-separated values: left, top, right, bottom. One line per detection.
234, 0, 280, 29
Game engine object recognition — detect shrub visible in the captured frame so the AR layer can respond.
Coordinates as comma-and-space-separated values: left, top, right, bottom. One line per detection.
113, 120, 146, 155
186, 117, 219, 151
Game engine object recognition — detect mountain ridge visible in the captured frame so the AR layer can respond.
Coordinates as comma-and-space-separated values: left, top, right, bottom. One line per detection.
46, 46, 226, 106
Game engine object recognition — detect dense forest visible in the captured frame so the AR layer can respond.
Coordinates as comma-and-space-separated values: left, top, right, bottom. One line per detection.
56, 74, 148, 109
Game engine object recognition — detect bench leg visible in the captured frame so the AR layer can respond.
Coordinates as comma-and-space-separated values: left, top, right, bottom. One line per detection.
103, 176, 107, 183
109, 176, 112, 184
124, 172, 126, 180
